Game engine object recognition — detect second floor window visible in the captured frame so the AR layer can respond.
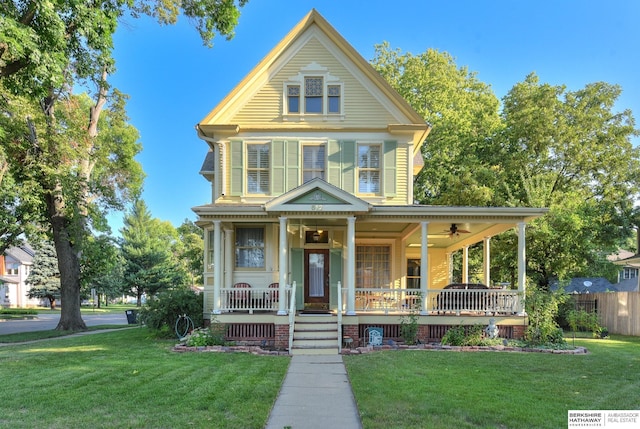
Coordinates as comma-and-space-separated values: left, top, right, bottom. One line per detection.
305, 77, 323, 113
247, 143, 270, 194
358, 144, 381, 193
303, 145, 325, 182
6, 263, 19, 275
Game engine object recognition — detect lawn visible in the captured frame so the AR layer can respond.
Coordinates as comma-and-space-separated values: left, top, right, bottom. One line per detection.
344, 336, 640, 429
0, 328, 290, 429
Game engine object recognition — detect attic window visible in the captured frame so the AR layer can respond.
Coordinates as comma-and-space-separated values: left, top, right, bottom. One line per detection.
283, 64, 344, 119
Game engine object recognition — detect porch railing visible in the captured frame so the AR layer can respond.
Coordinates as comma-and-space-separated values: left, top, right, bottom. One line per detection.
354, 288, 522, 315
219, 286, 292, 313
288, 281, 297, 354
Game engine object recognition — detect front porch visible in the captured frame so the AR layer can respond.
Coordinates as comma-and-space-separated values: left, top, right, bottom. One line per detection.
213, 284, 527, 353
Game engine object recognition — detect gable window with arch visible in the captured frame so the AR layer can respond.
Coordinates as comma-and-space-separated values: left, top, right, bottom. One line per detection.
357, 143, 381, 194
283, 62, 344, 119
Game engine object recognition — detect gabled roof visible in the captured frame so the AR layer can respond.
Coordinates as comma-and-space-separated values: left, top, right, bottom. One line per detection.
613, 277, 639, 292
5, 245, 35, 264
197, 9, 430, 153
264, 178, 370, 213
551, 277, 615, 294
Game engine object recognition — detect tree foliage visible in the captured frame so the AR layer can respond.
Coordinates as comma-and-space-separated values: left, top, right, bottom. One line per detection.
120, 200, 188, 306
0, 0, 247, 330
372, 45, 640, 287
26, 241, 60, 309
176, 219, 204, 286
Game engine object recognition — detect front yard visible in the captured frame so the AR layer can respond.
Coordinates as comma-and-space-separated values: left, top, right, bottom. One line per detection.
0, 328, 638, 428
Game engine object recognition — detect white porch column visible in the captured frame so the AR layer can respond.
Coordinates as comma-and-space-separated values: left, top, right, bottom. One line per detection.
462, 246, 469, 283
346, 216, 356, 315
483, 236, 491, 286
517, 222, 526, 315
278, 216, 288, 316
212, 220, 222, 314
224, 229, 233, 290
447, 252, 453, 284
420, 221, 429, 315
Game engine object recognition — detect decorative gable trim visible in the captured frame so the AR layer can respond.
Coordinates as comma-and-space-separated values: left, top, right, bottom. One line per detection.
264, 178, 370, 213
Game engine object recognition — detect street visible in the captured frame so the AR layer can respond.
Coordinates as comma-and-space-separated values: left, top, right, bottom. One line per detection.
0, 312, 129, 335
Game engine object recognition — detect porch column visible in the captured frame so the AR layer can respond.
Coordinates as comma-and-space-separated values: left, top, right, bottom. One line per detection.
346, 216, 356, 315
224, 229, 233, 290
212, 220, 222, 314
420, 221, 429, 315
278, 216, 288, 316
462, 246, 469, 283
517, 222, 526, 315
447, 252, 453, 284
483, 236, 491, 286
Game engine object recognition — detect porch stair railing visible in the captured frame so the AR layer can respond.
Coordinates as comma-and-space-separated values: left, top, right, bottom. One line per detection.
288, 281, 296, 354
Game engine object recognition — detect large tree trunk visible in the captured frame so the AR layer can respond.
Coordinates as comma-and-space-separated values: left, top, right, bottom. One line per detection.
47, 192, 87, 331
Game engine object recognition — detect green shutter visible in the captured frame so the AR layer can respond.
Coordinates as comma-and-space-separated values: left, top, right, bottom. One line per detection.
230, 141, 243, 196
286, 140, 300, 191
327, 139, 341, 187
341, 140, 356, 194
290, 248, 304, 311
272, 140, 286, 195
329, 249, 343, 309
383, 140, 397, 197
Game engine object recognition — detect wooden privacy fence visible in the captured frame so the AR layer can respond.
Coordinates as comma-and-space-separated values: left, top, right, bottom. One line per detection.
586, 292, 640, 336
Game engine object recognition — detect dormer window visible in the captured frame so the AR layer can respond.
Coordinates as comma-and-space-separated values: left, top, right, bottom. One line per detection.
283, 63, 344, 120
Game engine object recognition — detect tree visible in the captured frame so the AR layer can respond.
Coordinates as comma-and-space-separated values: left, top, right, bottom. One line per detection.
120, 200, 188, 306
0, 0, 247, 330
81, 234, 124, 307
370, 42, 503, 206
27, 241, 60, 309
492, 75, 640, 287
176, 219, 205, 286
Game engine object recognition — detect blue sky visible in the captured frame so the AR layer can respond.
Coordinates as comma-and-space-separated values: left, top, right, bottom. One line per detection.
109, 0, 640, 232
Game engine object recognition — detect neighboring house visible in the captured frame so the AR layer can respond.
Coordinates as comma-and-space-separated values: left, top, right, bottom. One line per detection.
611, 251, 640, 292
0, 244, 40, 308
192, 10, 547, 353
551, 278, 616, 294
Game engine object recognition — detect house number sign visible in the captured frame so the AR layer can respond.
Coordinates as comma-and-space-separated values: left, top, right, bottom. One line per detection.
311, 204, 323, 211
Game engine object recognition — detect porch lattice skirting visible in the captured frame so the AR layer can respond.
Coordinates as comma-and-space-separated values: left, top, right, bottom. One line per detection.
218, 321, 526, 349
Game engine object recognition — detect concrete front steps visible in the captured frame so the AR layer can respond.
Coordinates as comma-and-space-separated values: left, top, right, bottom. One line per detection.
290, 314, 340, 355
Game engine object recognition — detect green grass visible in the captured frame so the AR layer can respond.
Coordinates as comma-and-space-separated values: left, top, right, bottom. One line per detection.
0, 328, 290, 429
344, 336, 640, 429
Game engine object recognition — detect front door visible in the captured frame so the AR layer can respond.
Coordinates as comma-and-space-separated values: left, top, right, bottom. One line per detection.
304, 249, 330, 310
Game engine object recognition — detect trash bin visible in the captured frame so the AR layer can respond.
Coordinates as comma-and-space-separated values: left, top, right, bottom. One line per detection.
125, 309, 138, 324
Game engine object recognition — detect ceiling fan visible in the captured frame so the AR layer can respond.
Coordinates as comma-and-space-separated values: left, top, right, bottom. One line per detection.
445, 223, 470, 237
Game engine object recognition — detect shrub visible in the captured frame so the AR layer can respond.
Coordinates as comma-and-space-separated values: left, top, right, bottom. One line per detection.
138, 288, 203, 338
184, 319, 227, 347
441, 325, 466, 346
400, 297, 421, 345
524, 283, 567, 346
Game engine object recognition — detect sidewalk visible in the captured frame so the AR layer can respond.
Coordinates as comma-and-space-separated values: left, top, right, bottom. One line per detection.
265, 354, 362, 429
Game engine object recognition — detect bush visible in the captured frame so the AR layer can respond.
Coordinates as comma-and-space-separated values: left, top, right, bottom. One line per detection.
184, 320, 227, 347
441, 325, 466, 346
138, 288, 203, 338
524, 283, 567, 346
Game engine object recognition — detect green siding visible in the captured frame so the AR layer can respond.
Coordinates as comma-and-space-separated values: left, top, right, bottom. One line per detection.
230, 141, 243, 196
327, 139, 341, 188
329, 249, 343, 309
290, 248, 304, 311
383, 140, 397, 197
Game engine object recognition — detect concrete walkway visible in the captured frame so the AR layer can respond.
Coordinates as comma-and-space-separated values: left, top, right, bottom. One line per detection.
265, 354, 362, 429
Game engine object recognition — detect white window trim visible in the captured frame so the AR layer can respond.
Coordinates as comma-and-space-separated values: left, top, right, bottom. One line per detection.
245, 140, 271, 196
301, 140, 327, 183
234, 225, 266, 271
357, 141, 383, 196
355, 239, 395, 289
282, 62, 345, 121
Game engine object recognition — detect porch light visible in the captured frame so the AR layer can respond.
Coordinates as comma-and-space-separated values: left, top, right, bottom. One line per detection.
312, 230, 321, 242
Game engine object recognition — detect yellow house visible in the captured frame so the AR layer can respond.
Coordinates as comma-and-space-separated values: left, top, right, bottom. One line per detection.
193, 9, 547, 354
